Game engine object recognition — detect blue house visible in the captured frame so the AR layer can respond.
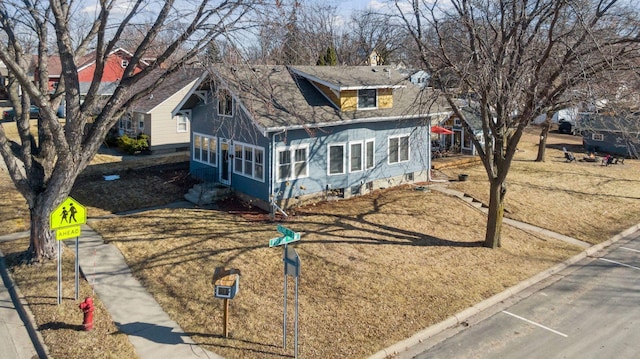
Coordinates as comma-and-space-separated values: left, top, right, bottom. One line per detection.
579, 113, 640, 158
174, 65, 449, 213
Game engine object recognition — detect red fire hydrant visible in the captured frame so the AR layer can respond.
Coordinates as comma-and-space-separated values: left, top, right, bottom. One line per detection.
79, 297, 94, 331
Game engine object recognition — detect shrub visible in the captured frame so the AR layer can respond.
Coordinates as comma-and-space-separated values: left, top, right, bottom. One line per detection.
117, 134, 149, 154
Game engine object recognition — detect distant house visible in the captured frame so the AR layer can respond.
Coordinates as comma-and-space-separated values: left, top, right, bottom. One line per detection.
437, 107, 485, 156
578, 113, 640, 158
364, 50, 384, 66
33, 47, 149, 97
175, 65, 449, 211
117, 67, 202, 154
0, 60, 7, 99
409, 70, 430, 88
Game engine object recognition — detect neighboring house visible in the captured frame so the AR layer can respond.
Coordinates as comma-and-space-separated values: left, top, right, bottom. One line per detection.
532, 107, 579, 125
578, 113, 640, 158
438, 107, 485, 156
409, 70, 430, 88
364, 50, 384, 66
32, 47, 148, 97
175, 65, 449, 211
0, 60, 7, 99
117, 67, 202, 154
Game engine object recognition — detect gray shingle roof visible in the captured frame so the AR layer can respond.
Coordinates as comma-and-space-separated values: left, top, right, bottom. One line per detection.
207, 65, 449, 132
290, 65, 407, 89
130, 67, 202, 113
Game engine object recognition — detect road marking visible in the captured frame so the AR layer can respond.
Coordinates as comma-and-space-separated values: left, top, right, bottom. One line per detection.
502, 311, 568, 338
620, 247, 640, 253
599, 258, 640, 271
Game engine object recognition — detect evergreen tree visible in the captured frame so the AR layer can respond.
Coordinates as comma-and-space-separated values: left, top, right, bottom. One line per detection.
316, 46, 337, 66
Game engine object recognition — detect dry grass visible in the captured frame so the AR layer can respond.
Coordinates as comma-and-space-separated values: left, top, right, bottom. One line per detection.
440, 130, 640, 244
0, 238, 138, 359
1, 125, 639, 358
90, 189, 579, 358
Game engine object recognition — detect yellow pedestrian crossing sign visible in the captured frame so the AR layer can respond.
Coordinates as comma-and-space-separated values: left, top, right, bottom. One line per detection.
50, 197, 86, 230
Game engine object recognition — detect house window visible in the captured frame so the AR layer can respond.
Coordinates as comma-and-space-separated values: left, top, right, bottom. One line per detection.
193, 133, 217, 166
121, 59, 129, 68
255, 149, 264, 180
175, 114, 188, 132
389, 135, 410, 164
454, 118, 462, 126
350, 142, 363, 172
234, 144, 243, 173
218, 89, 233, 116
463, 132, 472, 149
193, 135, 202, 161
277, 146, 308, 181
358, 89, 377, 109
365, 139, 375, 169
232, 141, 265, 181
328, 144, 345, 175
592, 133, 604, 141
137, 113, 144, 131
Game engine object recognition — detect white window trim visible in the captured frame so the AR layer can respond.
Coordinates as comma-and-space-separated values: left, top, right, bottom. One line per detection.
349, 141, 364, 173
217, 89, 234, 117
175, 111, 190, 133
137, 113, 145, 131
230, 141, 264, 182
592, 133, 604, 141
328, 143, 346, 175
388, 134, 410, 164
365, 139, 375, 170
192, 132, 217, 167
121, 59, 129, 68
276, 144, 309, 182
357, 88, 378, 110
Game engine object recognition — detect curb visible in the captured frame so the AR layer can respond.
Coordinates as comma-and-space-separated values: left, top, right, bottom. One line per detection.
0, 248, 50, 359
368, 222, 640, 359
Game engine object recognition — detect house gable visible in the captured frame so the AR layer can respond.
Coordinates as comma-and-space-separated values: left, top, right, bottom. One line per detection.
290, 66, 403, 113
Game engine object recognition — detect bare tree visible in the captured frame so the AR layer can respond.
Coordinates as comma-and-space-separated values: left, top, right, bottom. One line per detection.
397, 0, 640, 248
0, 0, 254, 262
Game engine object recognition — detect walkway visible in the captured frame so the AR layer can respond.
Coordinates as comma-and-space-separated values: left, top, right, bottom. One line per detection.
73, 224, 223, 359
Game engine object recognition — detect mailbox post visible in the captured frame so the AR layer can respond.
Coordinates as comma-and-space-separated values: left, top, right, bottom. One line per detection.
212, 267, 241, 338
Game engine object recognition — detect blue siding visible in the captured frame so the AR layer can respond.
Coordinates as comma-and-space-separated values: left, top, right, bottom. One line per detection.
582, 131, 638, 157
271, 119, 430, 199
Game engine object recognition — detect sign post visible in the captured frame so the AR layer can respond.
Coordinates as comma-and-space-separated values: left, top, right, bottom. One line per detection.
50, 197, 86, 304
268, 225, 301, 358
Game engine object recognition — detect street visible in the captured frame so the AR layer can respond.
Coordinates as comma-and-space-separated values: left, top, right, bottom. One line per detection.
407, 230, 640, 359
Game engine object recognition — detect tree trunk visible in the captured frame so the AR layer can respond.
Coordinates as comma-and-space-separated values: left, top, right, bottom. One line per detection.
484, 179, 506, 248
27, 202, 56, 262
535, 112, 552, 162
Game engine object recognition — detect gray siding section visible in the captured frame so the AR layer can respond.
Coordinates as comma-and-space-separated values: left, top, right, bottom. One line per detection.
582, 131, 639, 157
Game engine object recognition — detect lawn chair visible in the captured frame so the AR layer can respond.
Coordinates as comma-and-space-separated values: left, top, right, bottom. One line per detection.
602, 154, 614, 166
564, 151, 576, 162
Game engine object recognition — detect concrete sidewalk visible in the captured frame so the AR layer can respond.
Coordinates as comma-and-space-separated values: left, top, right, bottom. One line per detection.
71, 224, 223, 359
0, 251, 46, 359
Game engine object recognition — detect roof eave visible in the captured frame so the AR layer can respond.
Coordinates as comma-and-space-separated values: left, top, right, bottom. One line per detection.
264, 111, 450, 134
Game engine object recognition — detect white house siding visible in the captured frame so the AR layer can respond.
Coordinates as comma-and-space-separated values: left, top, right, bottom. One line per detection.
148, 81, 196, 153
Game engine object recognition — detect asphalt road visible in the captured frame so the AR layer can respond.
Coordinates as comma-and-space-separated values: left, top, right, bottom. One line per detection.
408, 230, 640, 359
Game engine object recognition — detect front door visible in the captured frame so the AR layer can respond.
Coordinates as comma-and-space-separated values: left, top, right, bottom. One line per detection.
220, 139, 231, 185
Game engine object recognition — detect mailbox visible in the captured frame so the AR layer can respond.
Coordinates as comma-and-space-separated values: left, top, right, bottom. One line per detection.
212, 267, 241, 299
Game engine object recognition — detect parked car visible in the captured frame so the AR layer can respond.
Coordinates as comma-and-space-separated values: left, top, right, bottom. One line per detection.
558, 120, 574, 135
3, 105, 39, 120
2, 104, 65, 121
